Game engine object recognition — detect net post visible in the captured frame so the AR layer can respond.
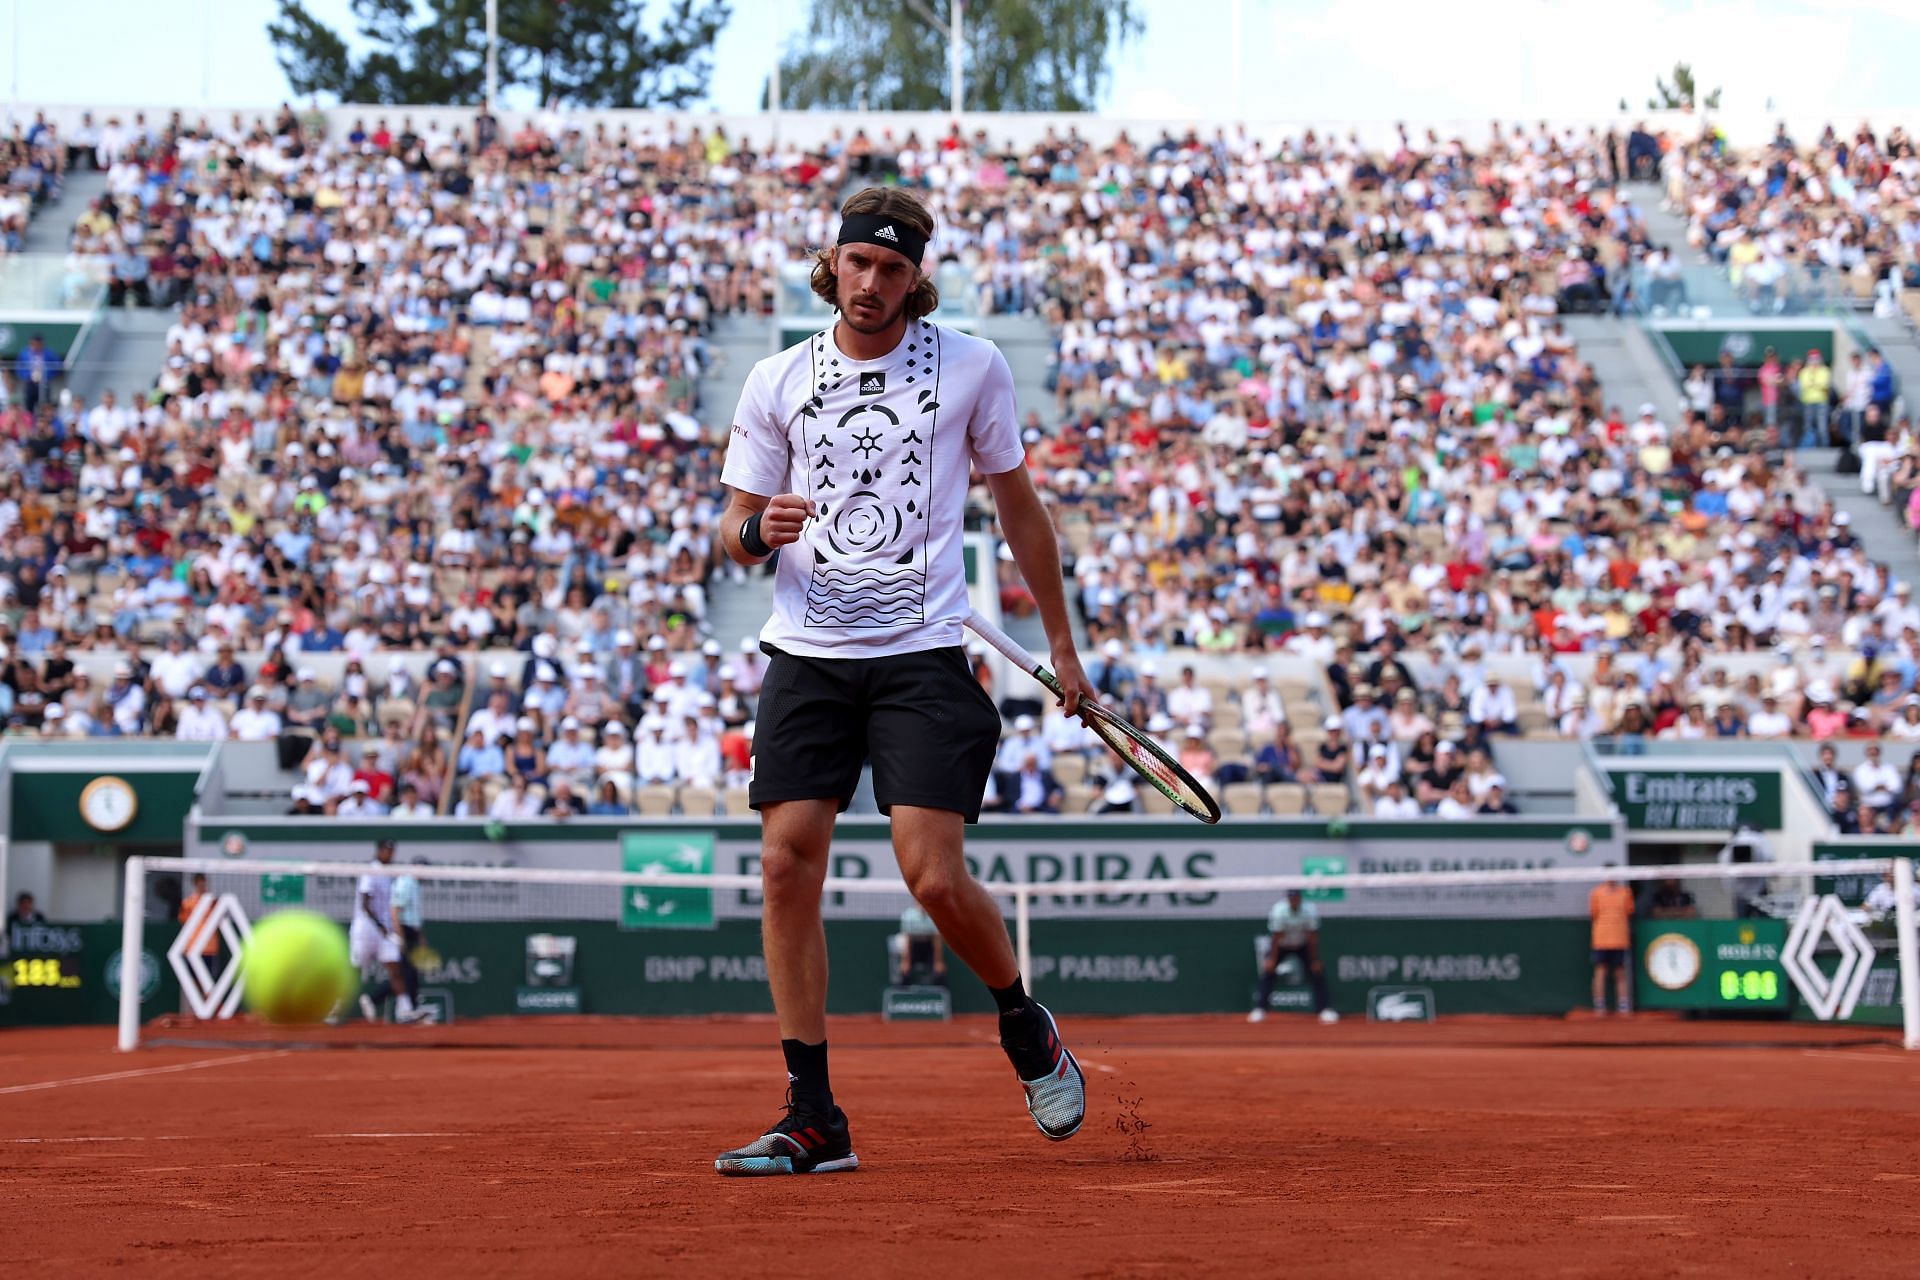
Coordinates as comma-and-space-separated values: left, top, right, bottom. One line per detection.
1015, 885, 1033, 995
1894, 857, 1920, 1052
117, 855, 146, 1052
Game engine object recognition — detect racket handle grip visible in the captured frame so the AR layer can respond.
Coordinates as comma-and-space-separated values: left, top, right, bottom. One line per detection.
964, 613, 1041, 675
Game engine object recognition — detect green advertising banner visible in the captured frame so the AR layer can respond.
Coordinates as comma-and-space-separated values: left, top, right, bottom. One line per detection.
620, 830, 715, 930
4, 914, 1599, 1024
1811, 842, 1903, 905
1605, 768, 1782, 831
1650, 325, 1833, 372
1301, 855, 1347, 902
1634, 919, 1788, 1012
403, 916, 1591, 1019
0, 922, 180, 1027
1788, 947, 1903, 1028
0, 319, 88, 364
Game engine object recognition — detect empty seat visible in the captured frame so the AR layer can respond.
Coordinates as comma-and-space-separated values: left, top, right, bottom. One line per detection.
1308, 783, 1352, 816
1063, 782, 1099, 814
677, 785, 719, 817
1210, 728, 1247, 759
1222, 781, 1265, 816
719, 785, 752, 816
1266, 783, 1309, 815
635, 784, 678, 816
1140, 787, 1175, 816
1052, 754, 1088, 787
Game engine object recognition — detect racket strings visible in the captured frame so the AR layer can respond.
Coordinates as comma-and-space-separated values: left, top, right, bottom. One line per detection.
1090, 713, 1212, 817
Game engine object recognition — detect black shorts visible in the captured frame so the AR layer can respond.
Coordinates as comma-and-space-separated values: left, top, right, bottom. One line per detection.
749, 643, 1002, 822
1591, 948, 1627, 968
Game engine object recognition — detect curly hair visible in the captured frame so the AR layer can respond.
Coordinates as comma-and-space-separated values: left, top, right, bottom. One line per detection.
810, 187, 940, 320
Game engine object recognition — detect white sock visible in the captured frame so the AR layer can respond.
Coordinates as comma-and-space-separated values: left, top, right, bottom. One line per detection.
397, 995, 415, 1019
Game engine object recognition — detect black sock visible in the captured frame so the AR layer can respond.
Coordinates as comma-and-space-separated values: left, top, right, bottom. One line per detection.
1254, 969, 1276, 1011
781, 1038, 832, 1115
989, 975, 1032, 1018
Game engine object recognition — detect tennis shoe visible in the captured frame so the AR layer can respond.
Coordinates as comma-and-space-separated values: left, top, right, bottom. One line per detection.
714, 1092, 858, 1176
1247, 1007, 1267, 1024
358, 994, 378, 1023
1001, 1002, 1085, 1140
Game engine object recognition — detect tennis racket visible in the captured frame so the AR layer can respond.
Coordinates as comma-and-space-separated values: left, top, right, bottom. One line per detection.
965, 613, 1222, 825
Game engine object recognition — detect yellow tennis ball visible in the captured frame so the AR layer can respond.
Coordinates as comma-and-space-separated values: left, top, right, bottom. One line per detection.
241, 910, 355, 1024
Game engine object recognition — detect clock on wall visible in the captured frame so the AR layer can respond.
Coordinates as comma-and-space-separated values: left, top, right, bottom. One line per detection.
79, 776, 139, 833
1643, 932, 1702, 992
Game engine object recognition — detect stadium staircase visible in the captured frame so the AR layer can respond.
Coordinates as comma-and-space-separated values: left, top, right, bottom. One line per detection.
36, 169, 177, 405
1559, 314, 1685, 419
1624, 184, 1920, 587
975, 312, 1083, 657
699, 314, 778, 649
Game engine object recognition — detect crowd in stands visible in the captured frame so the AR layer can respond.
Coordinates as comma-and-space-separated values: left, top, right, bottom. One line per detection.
2, 105, 1920, 818
0, 112, 67, 254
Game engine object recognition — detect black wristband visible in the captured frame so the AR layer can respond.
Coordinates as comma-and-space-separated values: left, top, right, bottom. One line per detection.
740, 511, 774, 558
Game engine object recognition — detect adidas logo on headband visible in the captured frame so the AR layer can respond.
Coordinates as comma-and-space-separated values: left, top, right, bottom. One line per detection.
874, 224, 899, 242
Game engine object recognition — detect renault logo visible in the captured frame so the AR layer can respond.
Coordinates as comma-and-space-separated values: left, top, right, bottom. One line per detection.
166, 893, 254, 1020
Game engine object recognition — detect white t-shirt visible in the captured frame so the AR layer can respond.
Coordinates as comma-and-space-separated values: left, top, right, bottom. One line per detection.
721, 321, 1026, 658
355, 865, 395, 932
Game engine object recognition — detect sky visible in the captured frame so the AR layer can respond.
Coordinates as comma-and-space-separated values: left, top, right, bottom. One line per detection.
5, 0, 1920, 125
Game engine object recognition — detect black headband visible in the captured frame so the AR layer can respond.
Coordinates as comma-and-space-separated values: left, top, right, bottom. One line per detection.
836, 212, 928, 268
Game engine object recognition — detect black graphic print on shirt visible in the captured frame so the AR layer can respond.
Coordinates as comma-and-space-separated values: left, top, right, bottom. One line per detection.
797, 320, 941, 627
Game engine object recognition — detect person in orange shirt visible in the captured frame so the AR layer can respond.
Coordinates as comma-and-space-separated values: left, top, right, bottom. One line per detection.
178, 872, 221, 964
1589, 871, 1635, 1015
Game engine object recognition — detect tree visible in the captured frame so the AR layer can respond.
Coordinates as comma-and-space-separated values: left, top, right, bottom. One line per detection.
776, 0, 1142, 113
270, 0, 730, 108
1645, 62, 1721, 112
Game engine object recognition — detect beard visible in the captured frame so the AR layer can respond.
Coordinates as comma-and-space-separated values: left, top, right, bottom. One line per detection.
839, 288, 906, 335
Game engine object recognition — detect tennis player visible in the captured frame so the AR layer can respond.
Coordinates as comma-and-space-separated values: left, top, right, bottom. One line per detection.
1248, 889, 1338, 1024
350, 838, 413, 1024
713, 186, 1094, 1176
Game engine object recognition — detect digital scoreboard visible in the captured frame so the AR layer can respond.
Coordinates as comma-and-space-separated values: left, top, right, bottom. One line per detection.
1635, 919, 1789, 1012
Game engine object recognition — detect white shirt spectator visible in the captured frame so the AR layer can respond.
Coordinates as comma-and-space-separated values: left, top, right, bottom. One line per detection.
1166, 680, 1214, 728
595, 736, 635, 777
674, 733, 722, 788
1853, 756, 1902, 808
390, 800, 436, 819
1436, 795, 1478, 819
149, 648, 204, 699
1238, 681, 1287, 738
490, 785, 544, 819
995, 726, 1051, 775
548, 734, 597, 776
1373, 792, 1421, 818
636, 732, 677, 784
466, 703, 516, 745
230, 703, 282, 741
175, 702, 229, 741
1355, 754, 1399, 798
1467, 682, 1518, 726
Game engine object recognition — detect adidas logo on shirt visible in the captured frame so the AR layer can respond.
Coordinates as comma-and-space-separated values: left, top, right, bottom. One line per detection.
859, 372, 886, 395
874, 224, 899, 242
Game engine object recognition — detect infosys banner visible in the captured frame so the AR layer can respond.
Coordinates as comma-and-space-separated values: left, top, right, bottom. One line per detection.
1604, 769, 1782, 831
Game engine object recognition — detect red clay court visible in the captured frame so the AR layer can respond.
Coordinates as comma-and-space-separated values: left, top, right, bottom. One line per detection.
7, 1016, 1920, 1277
